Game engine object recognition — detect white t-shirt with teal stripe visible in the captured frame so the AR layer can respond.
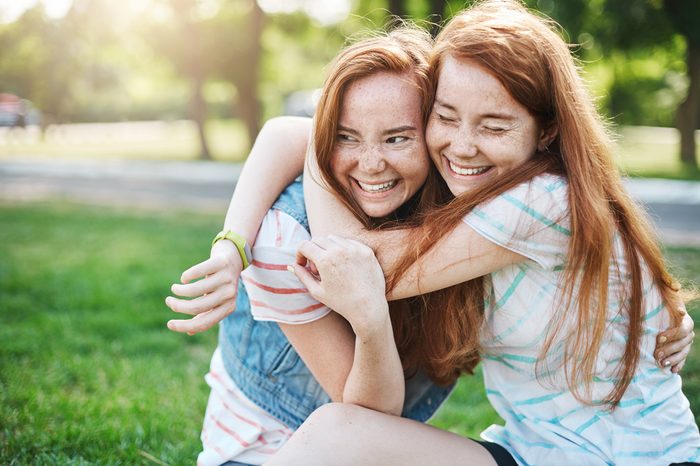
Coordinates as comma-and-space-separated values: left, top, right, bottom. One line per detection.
464, 173, 700, 466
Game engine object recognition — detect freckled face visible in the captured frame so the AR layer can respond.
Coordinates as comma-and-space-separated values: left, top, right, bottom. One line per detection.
331, 71, 430, 218
426, 55, 545, 196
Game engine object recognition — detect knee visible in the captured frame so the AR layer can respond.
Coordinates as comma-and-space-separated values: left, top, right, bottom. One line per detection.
301, 403, 371, 437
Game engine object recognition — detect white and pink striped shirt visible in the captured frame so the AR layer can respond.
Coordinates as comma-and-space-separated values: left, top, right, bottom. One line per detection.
197, 209, 331, 466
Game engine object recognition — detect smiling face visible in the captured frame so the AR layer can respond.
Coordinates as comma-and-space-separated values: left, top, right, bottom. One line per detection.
426, 55, 546, 196
330, 71, 430, 218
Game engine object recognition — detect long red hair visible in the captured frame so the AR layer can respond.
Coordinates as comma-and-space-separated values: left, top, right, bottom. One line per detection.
312, 26, 481, 383
387, 0, 686, 404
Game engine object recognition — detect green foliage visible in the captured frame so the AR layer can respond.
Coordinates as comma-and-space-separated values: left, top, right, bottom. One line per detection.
0, 0, 696, 130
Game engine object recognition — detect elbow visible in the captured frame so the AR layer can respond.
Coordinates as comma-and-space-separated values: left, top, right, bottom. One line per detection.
341, 392, 404, 417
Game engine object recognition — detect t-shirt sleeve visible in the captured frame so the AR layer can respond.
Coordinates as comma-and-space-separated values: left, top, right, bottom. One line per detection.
241, 209, 331, 325
463, 175, 570, 270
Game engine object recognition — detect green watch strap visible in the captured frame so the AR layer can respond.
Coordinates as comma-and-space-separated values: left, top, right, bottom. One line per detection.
212, 230, 252, 269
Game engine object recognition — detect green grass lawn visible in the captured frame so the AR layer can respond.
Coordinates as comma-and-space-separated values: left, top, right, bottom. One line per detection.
1, 202, 699, 464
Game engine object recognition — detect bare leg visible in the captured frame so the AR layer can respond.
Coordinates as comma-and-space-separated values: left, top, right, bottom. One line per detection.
265, 403, 499, 466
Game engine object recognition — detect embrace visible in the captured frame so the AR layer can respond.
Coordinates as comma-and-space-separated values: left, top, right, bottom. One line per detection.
166, 1, 700, 464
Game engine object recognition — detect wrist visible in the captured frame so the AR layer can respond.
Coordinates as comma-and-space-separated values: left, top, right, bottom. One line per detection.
211, 239, 243, 266
352, 303, 391, 341
213, 230, 251, 269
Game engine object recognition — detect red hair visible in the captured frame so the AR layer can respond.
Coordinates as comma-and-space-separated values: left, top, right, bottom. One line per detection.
311, 26, 479, 383
387, 0, 687, 403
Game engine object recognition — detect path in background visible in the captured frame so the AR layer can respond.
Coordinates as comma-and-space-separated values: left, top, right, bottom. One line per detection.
0, 157, 698, 246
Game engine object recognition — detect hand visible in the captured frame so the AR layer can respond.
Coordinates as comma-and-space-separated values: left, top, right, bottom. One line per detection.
655, 305, 695, 373
165, 239, 243, 334
291, 235, 389, 336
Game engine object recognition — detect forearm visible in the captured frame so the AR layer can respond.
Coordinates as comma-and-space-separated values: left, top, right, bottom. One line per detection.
224, 116, 311, 245
342, 312, 405, 416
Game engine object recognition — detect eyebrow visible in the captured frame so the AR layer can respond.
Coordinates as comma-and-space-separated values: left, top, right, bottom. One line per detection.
337, 124, 417, 135
434, 99, 516, 121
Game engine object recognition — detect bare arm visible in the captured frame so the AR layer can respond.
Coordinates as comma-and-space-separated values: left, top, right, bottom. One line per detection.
223, 116, 312, 246
166, 116, 311, 333
287, 236, 406, 415
305, 155, 696, 369
303, 154, 522, 300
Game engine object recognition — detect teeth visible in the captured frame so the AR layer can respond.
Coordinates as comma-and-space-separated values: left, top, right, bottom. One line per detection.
449, 161, 490, 176
357, 180, 397, 193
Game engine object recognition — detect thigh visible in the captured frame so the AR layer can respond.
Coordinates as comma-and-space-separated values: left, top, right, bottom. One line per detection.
267, 403, 500, 466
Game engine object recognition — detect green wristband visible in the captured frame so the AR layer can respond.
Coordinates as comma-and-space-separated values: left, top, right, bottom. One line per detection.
212, 230, 252, 269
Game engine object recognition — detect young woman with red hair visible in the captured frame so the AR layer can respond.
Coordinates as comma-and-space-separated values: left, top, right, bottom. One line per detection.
169, 1, 698, 465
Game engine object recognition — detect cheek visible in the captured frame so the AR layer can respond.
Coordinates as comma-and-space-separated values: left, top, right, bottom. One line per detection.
329, 152, 352, 184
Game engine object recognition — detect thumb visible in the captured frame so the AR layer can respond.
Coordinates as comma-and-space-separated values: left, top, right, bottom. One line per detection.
287, 263, 323, 301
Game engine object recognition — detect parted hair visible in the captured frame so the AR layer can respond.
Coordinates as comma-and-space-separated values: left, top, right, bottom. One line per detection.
386, 0, 687, 404
311, 26, 479, 383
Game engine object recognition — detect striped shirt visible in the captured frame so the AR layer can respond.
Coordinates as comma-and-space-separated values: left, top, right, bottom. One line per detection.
464, 173, 700, 465
198, 209, 330, 466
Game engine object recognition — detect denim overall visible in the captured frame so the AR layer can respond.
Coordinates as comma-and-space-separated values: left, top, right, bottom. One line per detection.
219, 178, 454, 430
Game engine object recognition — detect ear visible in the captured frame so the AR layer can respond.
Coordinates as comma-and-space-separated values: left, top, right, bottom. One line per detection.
537, 124, 558, 152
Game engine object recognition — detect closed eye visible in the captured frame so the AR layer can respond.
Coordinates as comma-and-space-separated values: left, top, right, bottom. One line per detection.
484, 126, 507, 134
435, 112, 456, 123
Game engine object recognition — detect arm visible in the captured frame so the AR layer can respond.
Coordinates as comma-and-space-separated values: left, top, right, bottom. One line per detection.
303, 155, 522, 300
306, 156, 697, 370
166, 116, 311, 333
288, 236, 406, 415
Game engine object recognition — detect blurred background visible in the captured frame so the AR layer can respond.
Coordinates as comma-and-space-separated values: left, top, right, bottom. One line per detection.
0, 0, 698, 170
1, 1, 699, 464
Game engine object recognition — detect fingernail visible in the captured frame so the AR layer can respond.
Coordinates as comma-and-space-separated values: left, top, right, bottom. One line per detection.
287, 265, 294, 273
659, 335, 667, 344
664, 360, 671, 367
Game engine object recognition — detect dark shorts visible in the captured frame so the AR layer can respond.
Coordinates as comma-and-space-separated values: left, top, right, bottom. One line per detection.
475, 440, 518, 466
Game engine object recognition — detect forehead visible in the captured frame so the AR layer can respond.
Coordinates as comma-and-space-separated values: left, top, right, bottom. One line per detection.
435, 55, 525, 115
340, 72, 423, 123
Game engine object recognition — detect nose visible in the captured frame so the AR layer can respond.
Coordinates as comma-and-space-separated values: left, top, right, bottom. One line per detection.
358, 145, 386, 174
449, 125, 478, 158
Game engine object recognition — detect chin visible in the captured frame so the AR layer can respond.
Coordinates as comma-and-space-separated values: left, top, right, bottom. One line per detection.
360, 204, 397, 219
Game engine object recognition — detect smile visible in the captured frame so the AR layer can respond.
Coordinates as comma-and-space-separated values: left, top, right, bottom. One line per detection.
447, 159, 492, 176
356, 180, 397, 193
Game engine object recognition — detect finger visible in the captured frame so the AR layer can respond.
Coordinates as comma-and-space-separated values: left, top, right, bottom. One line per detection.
656, 332, 694, 361
165, 288, 229, 316
167, 299, 236, 334
171, 271, 234, 298
657, 326, 685, 345
672, 359, 686, 374
180, 256, 226, 284
661, 344, 691, 371
288, 263, 324, 301
296, 240, 327, 266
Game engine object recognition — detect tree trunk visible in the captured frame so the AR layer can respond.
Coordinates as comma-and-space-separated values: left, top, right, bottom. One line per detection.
237, 2, 264, 150
388, 0, 406, 18
192, 74, 212, 161
676, 40, 700, 170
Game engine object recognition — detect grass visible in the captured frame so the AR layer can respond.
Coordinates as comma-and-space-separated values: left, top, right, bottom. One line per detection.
1, 202, 699, 463
0, 120, 250, 162
1, 121, 699, 180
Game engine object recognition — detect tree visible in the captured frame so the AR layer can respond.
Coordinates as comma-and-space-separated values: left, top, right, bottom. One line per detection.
664, 0, 700, 170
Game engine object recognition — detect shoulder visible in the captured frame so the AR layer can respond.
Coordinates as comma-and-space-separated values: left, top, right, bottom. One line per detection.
464, 173, 570, 269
